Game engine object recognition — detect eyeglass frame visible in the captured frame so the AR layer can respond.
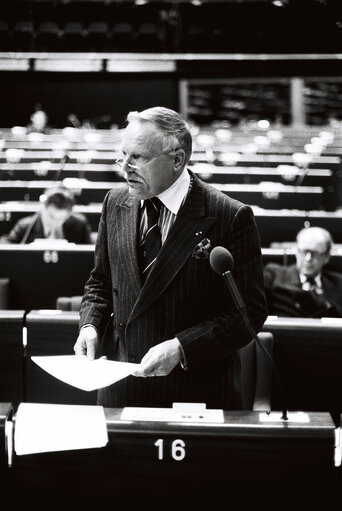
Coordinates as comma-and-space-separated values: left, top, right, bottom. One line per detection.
114, 147, 178, 171
297, 248, 329, 260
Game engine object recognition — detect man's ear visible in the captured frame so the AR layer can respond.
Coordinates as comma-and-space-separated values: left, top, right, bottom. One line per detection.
323, 253, 331, 266
173, 148, 186, 172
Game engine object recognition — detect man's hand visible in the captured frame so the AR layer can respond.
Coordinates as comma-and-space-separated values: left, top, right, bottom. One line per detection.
133, 338, 183, 377
73, 325, 99, 361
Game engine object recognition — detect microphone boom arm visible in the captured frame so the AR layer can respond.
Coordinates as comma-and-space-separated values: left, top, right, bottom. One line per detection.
222, 270, 288, 421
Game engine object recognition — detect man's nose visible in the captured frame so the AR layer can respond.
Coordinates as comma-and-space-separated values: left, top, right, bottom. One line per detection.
122, 156, 135, 171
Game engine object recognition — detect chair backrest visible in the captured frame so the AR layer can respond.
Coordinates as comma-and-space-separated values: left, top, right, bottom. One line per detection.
0, 278, 9, 309
239, 331, 274, 411
56, 295, 83, 311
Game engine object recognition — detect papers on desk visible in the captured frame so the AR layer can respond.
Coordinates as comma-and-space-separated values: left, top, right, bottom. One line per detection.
14, 403, 108, 455
30, 238, 71, 247
31, 355, 139, 391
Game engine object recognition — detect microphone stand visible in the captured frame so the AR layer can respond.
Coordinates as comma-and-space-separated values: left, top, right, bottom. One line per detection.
222, 270, 288, 420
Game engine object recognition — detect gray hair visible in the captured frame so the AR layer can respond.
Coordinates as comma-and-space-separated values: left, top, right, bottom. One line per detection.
296, 226, 333, 253
126, 107, 192, 165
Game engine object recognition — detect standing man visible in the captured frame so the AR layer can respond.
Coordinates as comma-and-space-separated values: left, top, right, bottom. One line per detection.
74, 107, 267, 409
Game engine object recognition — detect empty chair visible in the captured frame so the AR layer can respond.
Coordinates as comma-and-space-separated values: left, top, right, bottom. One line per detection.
62, 22, 87, 52
87, 21, 109, 52
136, 22, 162, 52
35, 21, 60, 52
56, 295, 83, 312
0, 278, 9, 309
239, 331, 274, 411
13, 20, 35, 51
109, 22, 135, 51
0, 21, 12, 51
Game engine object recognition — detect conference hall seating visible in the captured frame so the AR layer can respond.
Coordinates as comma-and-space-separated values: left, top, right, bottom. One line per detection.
1, 126, 342, 502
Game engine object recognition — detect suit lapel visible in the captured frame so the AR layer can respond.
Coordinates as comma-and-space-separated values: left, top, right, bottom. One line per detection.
128, 176, 215, 323
288, 265, 301, 287
115, 194, 142, 298
322, 274, 342, 313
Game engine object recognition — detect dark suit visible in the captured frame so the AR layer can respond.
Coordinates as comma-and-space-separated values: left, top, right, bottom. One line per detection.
80, 173, 267, 409
1, 212, 92, 244
264, 263, 342, 317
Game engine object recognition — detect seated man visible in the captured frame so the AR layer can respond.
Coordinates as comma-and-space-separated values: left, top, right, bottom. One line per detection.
0, 186, 92, 244
264, 226, 342, 317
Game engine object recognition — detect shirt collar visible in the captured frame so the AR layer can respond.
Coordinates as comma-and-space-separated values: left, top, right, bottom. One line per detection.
299, 273, 322, 288
141, 168, 191, 215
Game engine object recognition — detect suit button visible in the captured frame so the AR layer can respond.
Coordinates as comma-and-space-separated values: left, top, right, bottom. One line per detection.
113, 288, 118, 296
128, 354, 136, 362
294, 302, 301, 309
119, 322, 126, 328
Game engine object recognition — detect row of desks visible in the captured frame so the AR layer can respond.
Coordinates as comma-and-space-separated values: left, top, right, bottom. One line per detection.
0, 162, 334, 185
0, 178, 336, 210
2, 244, 342, 311
1, 312, 342, 497
1, 148, 340, 168
0, 401, 338, 502
2, 309, 342, 424
2, 204, 342, 245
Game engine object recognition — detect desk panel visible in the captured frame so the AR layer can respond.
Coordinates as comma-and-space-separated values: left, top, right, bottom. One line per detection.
254, 208, 342, 246
25, 311, 95, 405
263, 317, 342, 425
7, 407, 336, 503
0, 245, 94, 310
0, 311, 24, 410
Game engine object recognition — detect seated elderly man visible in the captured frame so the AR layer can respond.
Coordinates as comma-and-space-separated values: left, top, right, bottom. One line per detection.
1, 186, 92, 244
264, 226, 342, 318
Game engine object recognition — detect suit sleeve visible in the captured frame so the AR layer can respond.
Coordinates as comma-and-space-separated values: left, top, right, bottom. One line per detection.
78, 214, 92, 244
79, 193, 113, 335
176, 204, 268, 368
0, 217, 31, 243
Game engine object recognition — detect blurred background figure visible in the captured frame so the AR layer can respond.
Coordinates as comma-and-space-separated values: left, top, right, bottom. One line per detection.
0, 186, 92, 244
27, 104, 50, 133
264, 227, 342, 318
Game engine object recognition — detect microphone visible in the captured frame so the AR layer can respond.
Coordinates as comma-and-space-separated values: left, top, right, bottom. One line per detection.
210, 246, 288, 420
295, 164, 310, 187
54, 151, 69, 181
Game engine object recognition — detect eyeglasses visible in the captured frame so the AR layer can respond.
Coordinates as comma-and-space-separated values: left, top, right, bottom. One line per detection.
114, 147, 177, 171
298, 249, 327, 259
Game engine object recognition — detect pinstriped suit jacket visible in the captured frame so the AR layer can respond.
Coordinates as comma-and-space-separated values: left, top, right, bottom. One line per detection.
79, 172, 268, 409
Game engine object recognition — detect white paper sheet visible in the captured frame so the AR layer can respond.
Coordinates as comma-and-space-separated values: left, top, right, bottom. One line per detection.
31, 355, 139, 391
14, 402, 108, 455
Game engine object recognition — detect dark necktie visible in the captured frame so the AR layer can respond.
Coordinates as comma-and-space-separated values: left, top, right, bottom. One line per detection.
140, 197, 162, 282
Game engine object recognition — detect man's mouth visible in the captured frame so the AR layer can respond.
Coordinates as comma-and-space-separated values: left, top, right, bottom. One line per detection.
127, 178, 141, 186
